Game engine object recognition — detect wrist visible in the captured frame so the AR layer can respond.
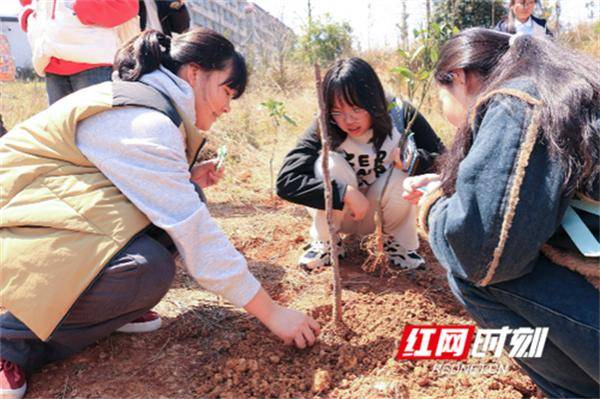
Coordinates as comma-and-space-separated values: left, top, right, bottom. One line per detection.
417, 186, 444, 237
343, 185, 357, 203
243, 287, 277, 325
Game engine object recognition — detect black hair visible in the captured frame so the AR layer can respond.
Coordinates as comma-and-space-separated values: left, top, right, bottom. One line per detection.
115, 28, 247, 99
435, 28, 599, 197
322, 57, 392, 150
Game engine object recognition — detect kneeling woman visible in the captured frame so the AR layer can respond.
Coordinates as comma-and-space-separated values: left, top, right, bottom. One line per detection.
0, 29, 319, 399
277, 57, 444, 271
404, 29, 598, 397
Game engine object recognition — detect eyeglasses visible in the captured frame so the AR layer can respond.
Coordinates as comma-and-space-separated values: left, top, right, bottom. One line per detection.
330, 107, 368, 122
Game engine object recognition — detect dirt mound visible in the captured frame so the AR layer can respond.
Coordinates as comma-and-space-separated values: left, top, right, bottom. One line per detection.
23, 193, 537, 399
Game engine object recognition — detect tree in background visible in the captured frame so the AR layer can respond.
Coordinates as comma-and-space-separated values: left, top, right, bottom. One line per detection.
397, 0, 410, 49
260, 99, 296, 201
298, 14, 353, 64
537, 0, 555, 19
433, 0, 506, 29
270, 30, 297, 90
585, 1, 596, 21
537, 0, 563, 34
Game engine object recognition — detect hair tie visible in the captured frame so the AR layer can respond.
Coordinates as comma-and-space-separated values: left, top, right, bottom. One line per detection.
157, 34, 171, 55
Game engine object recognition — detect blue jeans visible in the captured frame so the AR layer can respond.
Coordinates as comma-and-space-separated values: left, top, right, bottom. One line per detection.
448, 255, 599, 398
45, 66, 113, 105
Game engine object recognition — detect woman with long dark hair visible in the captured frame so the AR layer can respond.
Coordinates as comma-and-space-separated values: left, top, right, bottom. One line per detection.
277, 57, 444, 271
403, 28, 598, 397
0, 29, 319, 399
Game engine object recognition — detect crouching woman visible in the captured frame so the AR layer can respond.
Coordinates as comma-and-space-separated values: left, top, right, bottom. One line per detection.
403, 28, 599, 397
0, 29, 319, 399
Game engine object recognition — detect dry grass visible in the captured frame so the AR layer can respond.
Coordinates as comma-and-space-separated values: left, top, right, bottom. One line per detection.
559, 21, 600, 58
1, 80, 46, 129
2, 26, 597, 399
1, 28, 594, 199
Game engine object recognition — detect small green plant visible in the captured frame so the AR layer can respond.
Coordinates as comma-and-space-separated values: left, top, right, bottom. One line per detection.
260, 99, 297, 201
363, 22, 457, 274
392, 21, 458, 123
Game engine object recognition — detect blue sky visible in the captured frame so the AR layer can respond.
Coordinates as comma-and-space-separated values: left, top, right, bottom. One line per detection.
1, 0, 598, 49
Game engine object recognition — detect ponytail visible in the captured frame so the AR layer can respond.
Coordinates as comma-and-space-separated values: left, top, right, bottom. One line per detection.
435, 28, 599, 196
113, 28, 248, 97
115, 30, 179, 81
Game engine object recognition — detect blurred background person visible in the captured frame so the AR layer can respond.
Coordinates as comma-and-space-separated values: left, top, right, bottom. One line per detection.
495, 0, 553, 37
18, 0, 139, 104
138, 0, 190, 36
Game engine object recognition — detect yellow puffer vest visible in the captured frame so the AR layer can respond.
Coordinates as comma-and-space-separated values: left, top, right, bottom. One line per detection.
0, 81, 203, 341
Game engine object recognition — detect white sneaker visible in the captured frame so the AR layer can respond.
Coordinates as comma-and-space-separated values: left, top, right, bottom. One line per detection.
383, 236, 425, 270
298, 239, 346, 271
0, 359, 26, 399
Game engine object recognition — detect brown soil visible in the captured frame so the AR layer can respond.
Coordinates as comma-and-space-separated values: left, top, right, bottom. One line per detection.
21, 181, 537, 398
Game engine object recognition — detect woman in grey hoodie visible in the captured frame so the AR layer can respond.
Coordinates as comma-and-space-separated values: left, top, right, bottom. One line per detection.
0, 29, 319, 399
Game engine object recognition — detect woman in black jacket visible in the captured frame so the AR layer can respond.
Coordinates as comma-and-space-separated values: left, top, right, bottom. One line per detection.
277, 57, 444, 271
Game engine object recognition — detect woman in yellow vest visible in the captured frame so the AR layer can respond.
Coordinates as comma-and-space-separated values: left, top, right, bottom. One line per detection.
0, 29, 320, 399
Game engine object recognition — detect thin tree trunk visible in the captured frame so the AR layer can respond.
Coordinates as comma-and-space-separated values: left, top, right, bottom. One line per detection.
314, 64, 343, 326
555, 0, 561, 35
426, 0, 431, 29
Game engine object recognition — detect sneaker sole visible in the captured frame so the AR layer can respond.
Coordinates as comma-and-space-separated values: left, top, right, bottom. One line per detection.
0, 382, 26, 399
116, 317, 162, 333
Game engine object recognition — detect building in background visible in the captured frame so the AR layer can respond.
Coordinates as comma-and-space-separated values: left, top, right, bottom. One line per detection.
0, 15, 32, 74
187, 0, 294, 64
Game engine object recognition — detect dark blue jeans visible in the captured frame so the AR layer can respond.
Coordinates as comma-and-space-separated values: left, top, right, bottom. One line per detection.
45, 66, 113, 105
448, 255, 599, 398
0, 230, 176, 374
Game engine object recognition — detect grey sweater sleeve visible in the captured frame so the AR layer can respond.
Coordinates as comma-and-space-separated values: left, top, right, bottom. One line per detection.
76, 107, 261, 307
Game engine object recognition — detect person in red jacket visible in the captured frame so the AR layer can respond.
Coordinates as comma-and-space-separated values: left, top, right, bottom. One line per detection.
18, 0, 139, 104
